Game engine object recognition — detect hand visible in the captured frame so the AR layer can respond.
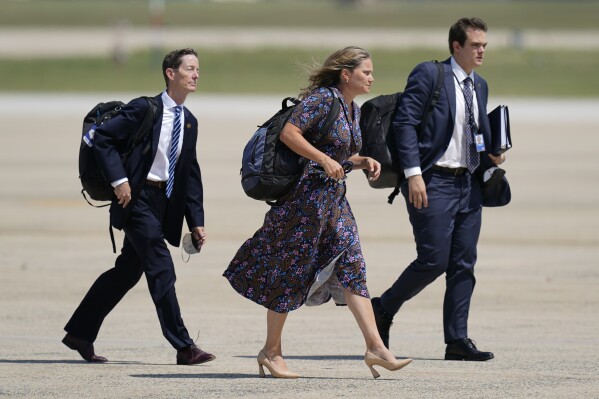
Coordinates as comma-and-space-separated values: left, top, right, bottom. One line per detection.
364, 157, 381, 181
114, 182, 132, 208
191, 226, 206, 248
488, 153, 506, 165
319, 156, 345, 179
408, 175, 428, 209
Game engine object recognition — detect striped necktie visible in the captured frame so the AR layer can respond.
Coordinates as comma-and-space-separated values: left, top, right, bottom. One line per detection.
166, 106, 182, 198
463, 77, 480, 173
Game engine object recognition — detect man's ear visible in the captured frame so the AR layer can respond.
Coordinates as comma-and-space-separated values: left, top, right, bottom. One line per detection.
165, 67, 176, 81
452, 41, 461, 53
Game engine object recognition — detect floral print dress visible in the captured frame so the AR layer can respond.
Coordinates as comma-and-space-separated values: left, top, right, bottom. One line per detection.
223, 86, 369, 313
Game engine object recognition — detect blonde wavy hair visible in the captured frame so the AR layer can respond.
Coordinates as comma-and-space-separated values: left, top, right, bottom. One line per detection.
299, 46, 371, 99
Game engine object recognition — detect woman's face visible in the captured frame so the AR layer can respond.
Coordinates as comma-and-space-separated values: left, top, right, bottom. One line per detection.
346, 58, 374, 96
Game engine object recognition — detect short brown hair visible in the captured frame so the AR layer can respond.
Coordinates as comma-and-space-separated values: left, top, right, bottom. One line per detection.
448, 17, 488, 54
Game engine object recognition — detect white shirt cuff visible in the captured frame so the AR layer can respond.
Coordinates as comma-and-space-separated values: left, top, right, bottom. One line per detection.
111, 177, 128, 188
403, 167, 422, 178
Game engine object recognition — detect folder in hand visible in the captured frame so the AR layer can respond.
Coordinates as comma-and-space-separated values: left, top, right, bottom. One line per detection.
488, 105, 512, 155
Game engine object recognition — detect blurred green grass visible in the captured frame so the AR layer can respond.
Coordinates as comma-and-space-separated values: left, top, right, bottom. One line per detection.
3, 0, 598, 96
2, 0, 599, 29
4, 48, 598, 97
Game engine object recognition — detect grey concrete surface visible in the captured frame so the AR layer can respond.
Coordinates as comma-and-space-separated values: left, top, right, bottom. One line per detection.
0, 94, 598, 398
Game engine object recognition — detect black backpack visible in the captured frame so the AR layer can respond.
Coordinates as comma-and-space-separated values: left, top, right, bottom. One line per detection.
79, 96, 157, 206
241, 89, 340, 204
359, 92, 403, 189
359, 61, 444, 204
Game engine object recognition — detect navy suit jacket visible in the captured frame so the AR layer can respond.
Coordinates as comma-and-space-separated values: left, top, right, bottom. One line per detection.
93, 94, 204, 247
393, 58, 494, 176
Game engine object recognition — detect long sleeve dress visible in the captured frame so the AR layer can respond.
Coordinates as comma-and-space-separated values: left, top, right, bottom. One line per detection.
223, 86, 369, 313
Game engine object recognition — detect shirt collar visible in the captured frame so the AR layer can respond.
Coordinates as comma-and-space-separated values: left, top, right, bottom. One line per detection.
161, 90, 185, 110
450, 57, 474, 83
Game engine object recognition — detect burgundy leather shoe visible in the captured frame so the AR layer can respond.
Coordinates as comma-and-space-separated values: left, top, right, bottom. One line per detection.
62, 333, 108, 363
176, 344, 215, 365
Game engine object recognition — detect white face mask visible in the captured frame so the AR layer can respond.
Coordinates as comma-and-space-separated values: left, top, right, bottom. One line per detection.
181, 232, 201, 263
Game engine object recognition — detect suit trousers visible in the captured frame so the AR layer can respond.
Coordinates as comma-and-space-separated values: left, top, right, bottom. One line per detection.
380, 169, 482, 343
64, 185, 194, 350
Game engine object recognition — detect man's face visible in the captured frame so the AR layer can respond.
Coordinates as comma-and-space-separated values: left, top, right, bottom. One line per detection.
169, 55, 199, 94
454, 28, 487, 73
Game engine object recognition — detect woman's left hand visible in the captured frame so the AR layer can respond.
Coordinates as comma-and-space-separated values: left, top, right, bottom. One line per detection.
364, 157, 381, 181
348, 155, 381, 181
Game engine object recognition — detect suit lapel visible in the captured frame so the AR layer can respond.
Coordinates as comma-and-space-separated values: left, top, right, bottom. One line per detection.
473, 72, 491, 143
176, 108, 194, 174
473, 72, 487, 119
181, 108, 193, 152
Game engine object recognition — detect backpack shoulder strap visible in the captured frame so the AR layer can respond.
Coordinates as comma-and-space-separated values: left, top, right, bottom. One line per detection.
139, 96, 158, 156
431, 61, 444, 106
321, 87, 341, 134
300, 87, 341, 152
141, 96, 159, 124
420, 60, 444, 133
123, 96, 157, 159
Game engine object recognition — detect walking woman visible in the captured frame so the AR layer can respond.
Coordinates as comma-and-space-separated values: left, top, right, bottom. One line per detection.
223, 46, 412, 379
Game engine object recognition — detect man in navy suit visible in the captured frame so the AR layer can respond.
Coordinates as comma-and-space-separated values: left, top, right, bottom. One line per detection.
371, 18, 506, 361
63, 48, 215, 365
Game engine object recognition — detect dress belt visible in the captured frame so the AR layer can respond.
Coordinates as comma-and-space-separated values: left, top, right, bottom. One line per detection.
431, 165, 469, 176
146, 180, 167, 188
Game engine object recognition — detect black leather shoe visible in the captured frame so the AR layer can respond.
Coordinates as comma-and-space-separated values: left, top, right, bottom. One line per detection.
371, 297, 393, 349
177, 344, 215, 365
445, 338, 494, 361
62, 333, 108, 363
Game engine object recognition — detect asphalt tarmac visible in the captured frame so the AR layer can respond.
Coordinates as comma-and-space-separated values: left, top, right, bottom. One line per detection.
0, 94, 598, 398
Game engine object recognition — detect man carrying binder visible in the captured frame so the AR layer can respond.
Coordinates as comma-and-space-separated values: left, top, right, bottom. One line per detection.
371, 17, 506, 361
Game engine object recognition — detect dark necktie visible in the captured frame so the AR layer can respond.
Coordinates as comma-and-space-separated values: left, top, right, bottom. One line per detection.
166, 106, 181, 198
463, 77, 480, 173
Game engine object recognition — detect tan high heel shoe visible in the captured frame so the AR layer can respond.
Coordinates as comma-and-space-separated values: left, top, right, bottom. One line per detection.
364, 351, 412, 379
257, 350, 300, 379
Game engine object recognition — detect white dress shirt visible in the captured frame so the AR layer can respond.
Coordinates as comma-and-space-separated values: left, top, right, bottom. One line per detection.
404, 57, 479, 178
147, 91, 186, 182
435, 57, 479, 169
